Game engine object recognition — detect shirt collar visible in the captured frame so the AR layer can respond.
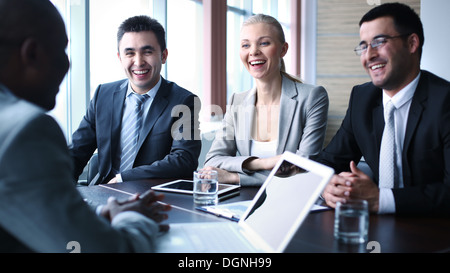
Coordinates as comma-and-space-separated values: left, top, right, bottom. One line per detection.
383, 72, 421, 109
126, 76, 161, 99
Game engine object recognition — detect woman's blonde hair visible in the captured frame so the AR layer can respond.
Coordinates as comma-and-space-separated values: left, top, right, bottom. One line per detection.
242, 14, 302, 83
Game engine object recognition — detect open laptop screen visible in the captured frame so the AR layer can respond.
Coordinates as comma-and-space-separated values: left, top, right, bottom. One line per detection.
242, 156, 330, 251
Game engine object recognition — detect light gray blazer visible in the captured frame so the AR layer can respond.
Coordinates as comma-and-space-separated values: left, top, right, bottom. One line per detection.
0, 84, 159, 252
204, 75, 329, 186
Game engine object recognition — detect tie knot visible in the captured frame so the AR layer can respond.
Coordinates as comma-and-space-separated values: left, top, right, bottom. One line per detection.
385, 100, 396, 116
131, 93, 150, 106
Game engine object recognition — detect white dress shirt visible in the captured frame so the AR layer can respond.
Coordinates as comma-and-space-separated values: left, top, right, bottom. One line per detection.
378, 73, 420, 214
250, 139, 278, 159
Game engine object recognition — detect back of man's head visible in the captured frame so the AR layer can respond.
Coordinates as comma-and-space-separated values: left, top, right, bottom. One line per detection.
0, 0, 69, 110
0, 0, 62, 67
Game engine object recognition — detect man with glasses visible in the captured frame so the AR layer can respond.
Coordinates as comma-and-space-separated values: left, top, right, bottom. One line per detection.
318, 3, 450, 215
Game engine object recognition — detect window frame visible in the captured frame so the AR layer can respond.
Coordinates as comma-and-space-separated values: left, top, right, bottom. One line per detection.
52, 0, 300, 141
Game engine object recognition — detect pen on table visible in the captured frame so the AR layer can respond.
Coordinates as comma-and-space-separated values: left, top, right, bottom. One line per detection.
204, 207, 239, 220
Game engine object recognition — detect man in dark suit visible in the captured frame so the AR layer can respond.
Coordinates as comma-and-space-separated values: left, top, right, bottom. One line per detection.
70, 16, 201, 185
318, 3, 450, 215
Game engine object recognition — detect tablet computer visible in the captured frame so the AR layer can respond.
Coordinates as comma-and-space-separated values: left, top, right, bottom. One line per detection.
151, 180, 240, 201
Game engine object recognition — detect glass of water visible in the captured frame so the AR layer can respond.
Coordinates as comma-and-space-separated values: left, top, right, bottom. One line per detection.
193, 170, 218, 206
334, 199, 369, 244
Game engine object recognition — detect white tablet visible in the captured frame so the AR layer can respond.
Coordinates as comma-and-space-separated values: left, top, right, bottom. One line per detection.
151, 179, 240, 201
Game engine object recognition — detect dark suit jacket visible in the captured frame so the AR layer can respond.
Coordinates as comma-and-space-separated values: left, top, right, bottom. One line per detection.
317, 70, 450, 215
69, 77, 201, 184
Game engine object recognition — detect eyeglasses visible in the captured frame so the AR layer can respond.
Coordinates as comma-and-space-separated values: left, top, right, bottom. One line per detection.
354, 34, 411, 56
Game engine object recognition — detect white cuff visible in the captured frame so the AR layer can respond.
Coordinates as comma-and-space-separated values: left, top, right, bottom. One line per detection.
115, 173, 123, 183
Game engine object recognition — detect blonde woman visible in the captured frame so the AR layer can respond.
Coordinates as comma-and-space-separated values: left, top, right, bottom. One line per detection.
203, 14, 329, 186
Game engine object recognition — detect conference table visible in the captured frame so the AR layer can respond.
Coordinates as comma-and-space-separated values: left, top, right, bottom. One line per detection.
77, 179, 450, 253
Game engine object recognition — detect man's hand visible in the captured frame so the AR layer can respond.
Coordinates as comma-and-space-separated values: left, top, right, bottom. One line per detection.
322, 161, 380, 213
101, 190, 172, 232
346, 161, 380, 212
322, 174, 352, 209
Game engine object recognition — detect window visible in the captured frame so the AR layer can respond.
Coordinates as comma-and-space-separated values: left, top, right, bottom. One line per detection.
89, 0, 154, 97
226, 0, 251, 100
49, 0, 295, 141
49, 0, 69, 137
226, 0, 293, 100
167, 0, 204, 98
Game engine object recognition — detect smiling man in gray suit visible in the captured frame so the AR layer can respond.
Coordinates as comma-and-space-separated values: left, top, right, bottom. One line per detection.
0, 0, 170, 252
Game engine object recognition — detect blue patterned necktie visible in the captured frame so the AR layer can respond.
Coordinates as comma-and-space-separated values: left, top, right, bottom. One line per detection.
379, 100, 397, 189
120, 93, 149, 172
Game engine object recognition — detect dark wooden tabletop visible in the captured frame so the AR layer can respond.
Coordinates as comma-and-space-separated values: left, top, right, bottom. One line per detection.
78, 179, 450, 253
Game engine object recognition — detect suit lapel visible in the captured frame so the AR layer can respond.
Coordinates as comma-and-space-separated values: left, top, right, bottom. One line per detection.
111, 80, 128, 154
372, 97, 384, 175
403, 73, 427, 159
370, 72, 427, 185
242, 88, 256, 156
243, 76, 298, 155
137, 78, 169, 150
278, 76, 298, 154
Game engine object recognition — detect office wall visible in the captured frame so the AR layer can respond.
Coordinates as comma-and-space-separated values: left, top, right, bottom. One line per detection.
421, 0, 450, 81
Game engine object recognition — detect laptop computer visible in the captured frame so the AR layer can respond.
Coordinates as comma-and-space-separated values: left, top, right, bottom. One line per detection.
155, 151, 334, 253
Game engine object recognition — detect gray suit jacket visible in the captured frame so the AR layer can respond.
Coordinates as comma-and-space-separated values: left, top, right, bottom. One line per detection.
0, 84, 159, 252
204, 75, 329, 186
